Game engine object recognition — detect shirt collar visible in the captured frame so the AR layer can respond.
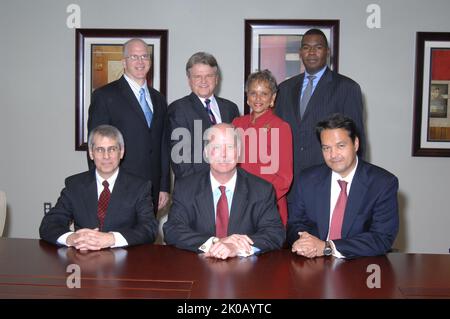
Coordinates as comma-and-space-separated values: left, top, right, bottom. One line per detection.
331, 157, 358, 185
95, 168, 120, 188
210, 170, 237, 193
124, 74, 148, 94
305, 65, 327, 79
250, 108, 274, 124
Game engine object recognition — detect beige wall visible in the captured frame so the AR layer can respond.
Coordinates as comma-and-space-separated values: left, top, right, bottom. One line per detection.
1, 0, 449, 253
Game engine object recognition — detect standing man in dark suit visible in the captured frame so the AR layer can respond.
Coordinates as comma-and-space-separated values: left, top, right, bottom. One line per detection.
168, 52, 240, 180
287, 114, 398, 259
275, 29, 366, 184
88, 38, 169, 213
164, 123, 285, 259
40, 125, 158, 250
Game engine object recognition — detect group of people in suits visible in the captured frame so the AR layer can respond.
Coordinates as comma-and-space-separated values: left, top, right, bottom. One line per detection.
39, 29, 399, 260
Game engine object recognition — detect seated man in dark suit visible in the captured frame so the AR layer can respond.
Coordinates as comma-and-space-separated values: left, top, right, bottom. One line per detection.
40, 125, 158, 250
168, 52, 240, 180
287, 114, 399, 259
164, 123, 285, 259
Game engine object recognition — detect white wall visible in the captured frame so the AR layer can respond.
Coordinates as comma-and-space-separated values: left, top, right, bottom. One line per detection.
1, 0, 449, 253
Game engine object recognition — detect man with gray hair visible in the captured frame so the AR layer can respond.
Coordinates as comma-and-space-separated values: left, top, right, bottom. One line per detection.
168, 51, 240, 180
40, 125, 158, 250
164, 123, 285, 259
88, 38, 170, 214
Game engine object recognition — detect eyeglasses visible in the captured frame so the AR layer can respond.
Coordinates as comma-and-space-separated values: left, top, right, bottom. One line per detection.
93, 146, 121, 155
190, 74, 217, 82
126, 54, 150, 61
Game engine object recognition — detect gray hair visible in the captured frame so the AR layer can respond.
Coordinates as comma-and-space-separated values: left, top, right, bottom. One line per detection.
123, 38, 149, 57
185, 52, 219, 77
245, 69, 278, 94
88, 125, 125, 151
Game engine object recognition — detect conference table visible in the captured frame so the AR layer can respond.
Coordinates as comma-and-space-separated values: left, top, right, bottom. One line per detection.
0, 238, 449, 299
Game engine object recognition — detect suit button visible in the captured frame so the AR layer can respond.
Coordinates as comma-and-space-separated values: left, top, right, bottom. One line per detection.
300, 147, 304, 151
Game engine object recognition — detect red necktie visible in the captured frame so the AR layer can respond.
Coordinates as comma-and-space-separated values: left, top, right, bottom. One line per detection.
329, 180, 348, 240
215, 186, 229, 238
205, 99, 217, 125
97, 180, 110, 231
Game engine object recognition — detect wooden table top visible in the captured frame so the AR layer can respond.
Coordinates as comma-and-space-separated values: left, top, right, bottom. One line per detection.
0, 238, 449, 299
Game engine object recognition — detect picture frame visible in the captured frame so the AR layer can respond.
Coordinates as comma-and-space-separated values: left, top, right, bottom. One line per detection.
412, 32, 450, 157
75, 28, 168, 150
244, 19, 339, 113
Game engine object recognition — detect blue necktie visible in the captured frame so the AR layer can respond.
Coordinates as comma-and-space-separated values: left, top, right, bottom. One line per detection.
139, 88, 153, 127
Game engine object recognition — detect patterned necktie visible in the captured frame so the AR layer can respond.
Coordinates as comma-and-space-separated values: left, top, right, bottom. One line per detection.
299, 75, 316, 118
205, 98, 217, 124
329, 180, 348, 240
215, 186, 229, 238
139, 88, 153, 127
97, 180, 110, 231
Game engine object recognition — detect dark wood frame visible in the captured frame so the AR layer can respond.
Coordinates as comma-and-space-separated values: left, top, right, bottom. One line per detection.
75, 28, 168, 150
244, 19, 339, 114
412, 32, 450, 157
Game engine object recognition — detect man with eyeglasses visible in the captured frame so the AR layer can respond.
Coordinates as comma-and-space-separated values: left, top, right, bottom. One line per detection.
40, 125, 158, 250
88, 38, 170, 215
168, 52, 240, 180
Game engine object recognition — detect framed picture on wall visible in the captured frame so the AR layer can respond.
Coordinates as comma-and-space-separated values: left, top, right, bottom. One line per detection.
75, 28, 168, 150
244, 19, 339, 113
412, 32, 450, 157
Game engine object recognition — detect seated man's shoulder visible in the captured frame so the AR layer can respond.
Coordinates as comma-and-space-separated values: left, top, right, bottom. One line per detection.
64, 170, 93, 186
298, 163, 329, 180
239, 168, 273, 191
363, 161, 398, 184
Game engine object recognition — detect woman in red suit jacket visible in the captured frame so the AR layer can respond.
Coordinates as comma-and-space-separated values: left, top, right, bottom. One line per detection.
233, 70, 293, 225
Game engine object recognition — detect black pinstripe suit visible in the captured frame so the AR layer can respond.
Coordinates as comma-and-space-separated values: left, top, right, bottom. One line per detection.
275, 67, 366, 180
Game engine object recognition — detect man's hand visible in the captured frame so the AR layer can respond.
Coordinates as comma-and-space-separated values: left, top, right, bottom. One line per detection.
158, 192, 170, 210
291, 231, 326, 258
205, 234, 253, 260
66, 228, 115, 251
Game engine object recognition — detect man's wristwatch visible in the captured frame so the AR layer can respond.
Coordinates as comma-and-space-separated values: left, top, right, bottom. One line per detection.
323, 241, 333, 256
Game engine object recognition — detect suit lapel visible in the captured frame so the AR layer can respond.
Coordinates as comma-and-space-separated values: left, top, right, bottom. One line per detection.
228, 170, 249, 234
291, 74, 303, 124
118, 76, 150, 129
82, 171, 101, 227
316, 168, 332, 239
194, 173, 216, 234
342, 161, 368, 238
190, 92, 212, 126
149, 87, 160, 124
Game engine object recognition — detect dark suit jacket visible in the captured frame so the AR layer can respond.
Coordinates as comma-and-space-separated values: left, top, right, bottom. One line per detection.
167, 92, 240, 179
286, 160, 399, 259
88, 76, 169, 211
275, 67, 366, 177
163, 168, 285, 253
39, 169, 158, 246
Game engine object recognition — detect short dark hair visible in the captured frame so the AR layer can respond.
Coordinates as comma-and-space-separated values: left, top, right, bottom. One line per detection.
315, 113, 358, 143
301, 28, 328, 48
245, 69, 278, 94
